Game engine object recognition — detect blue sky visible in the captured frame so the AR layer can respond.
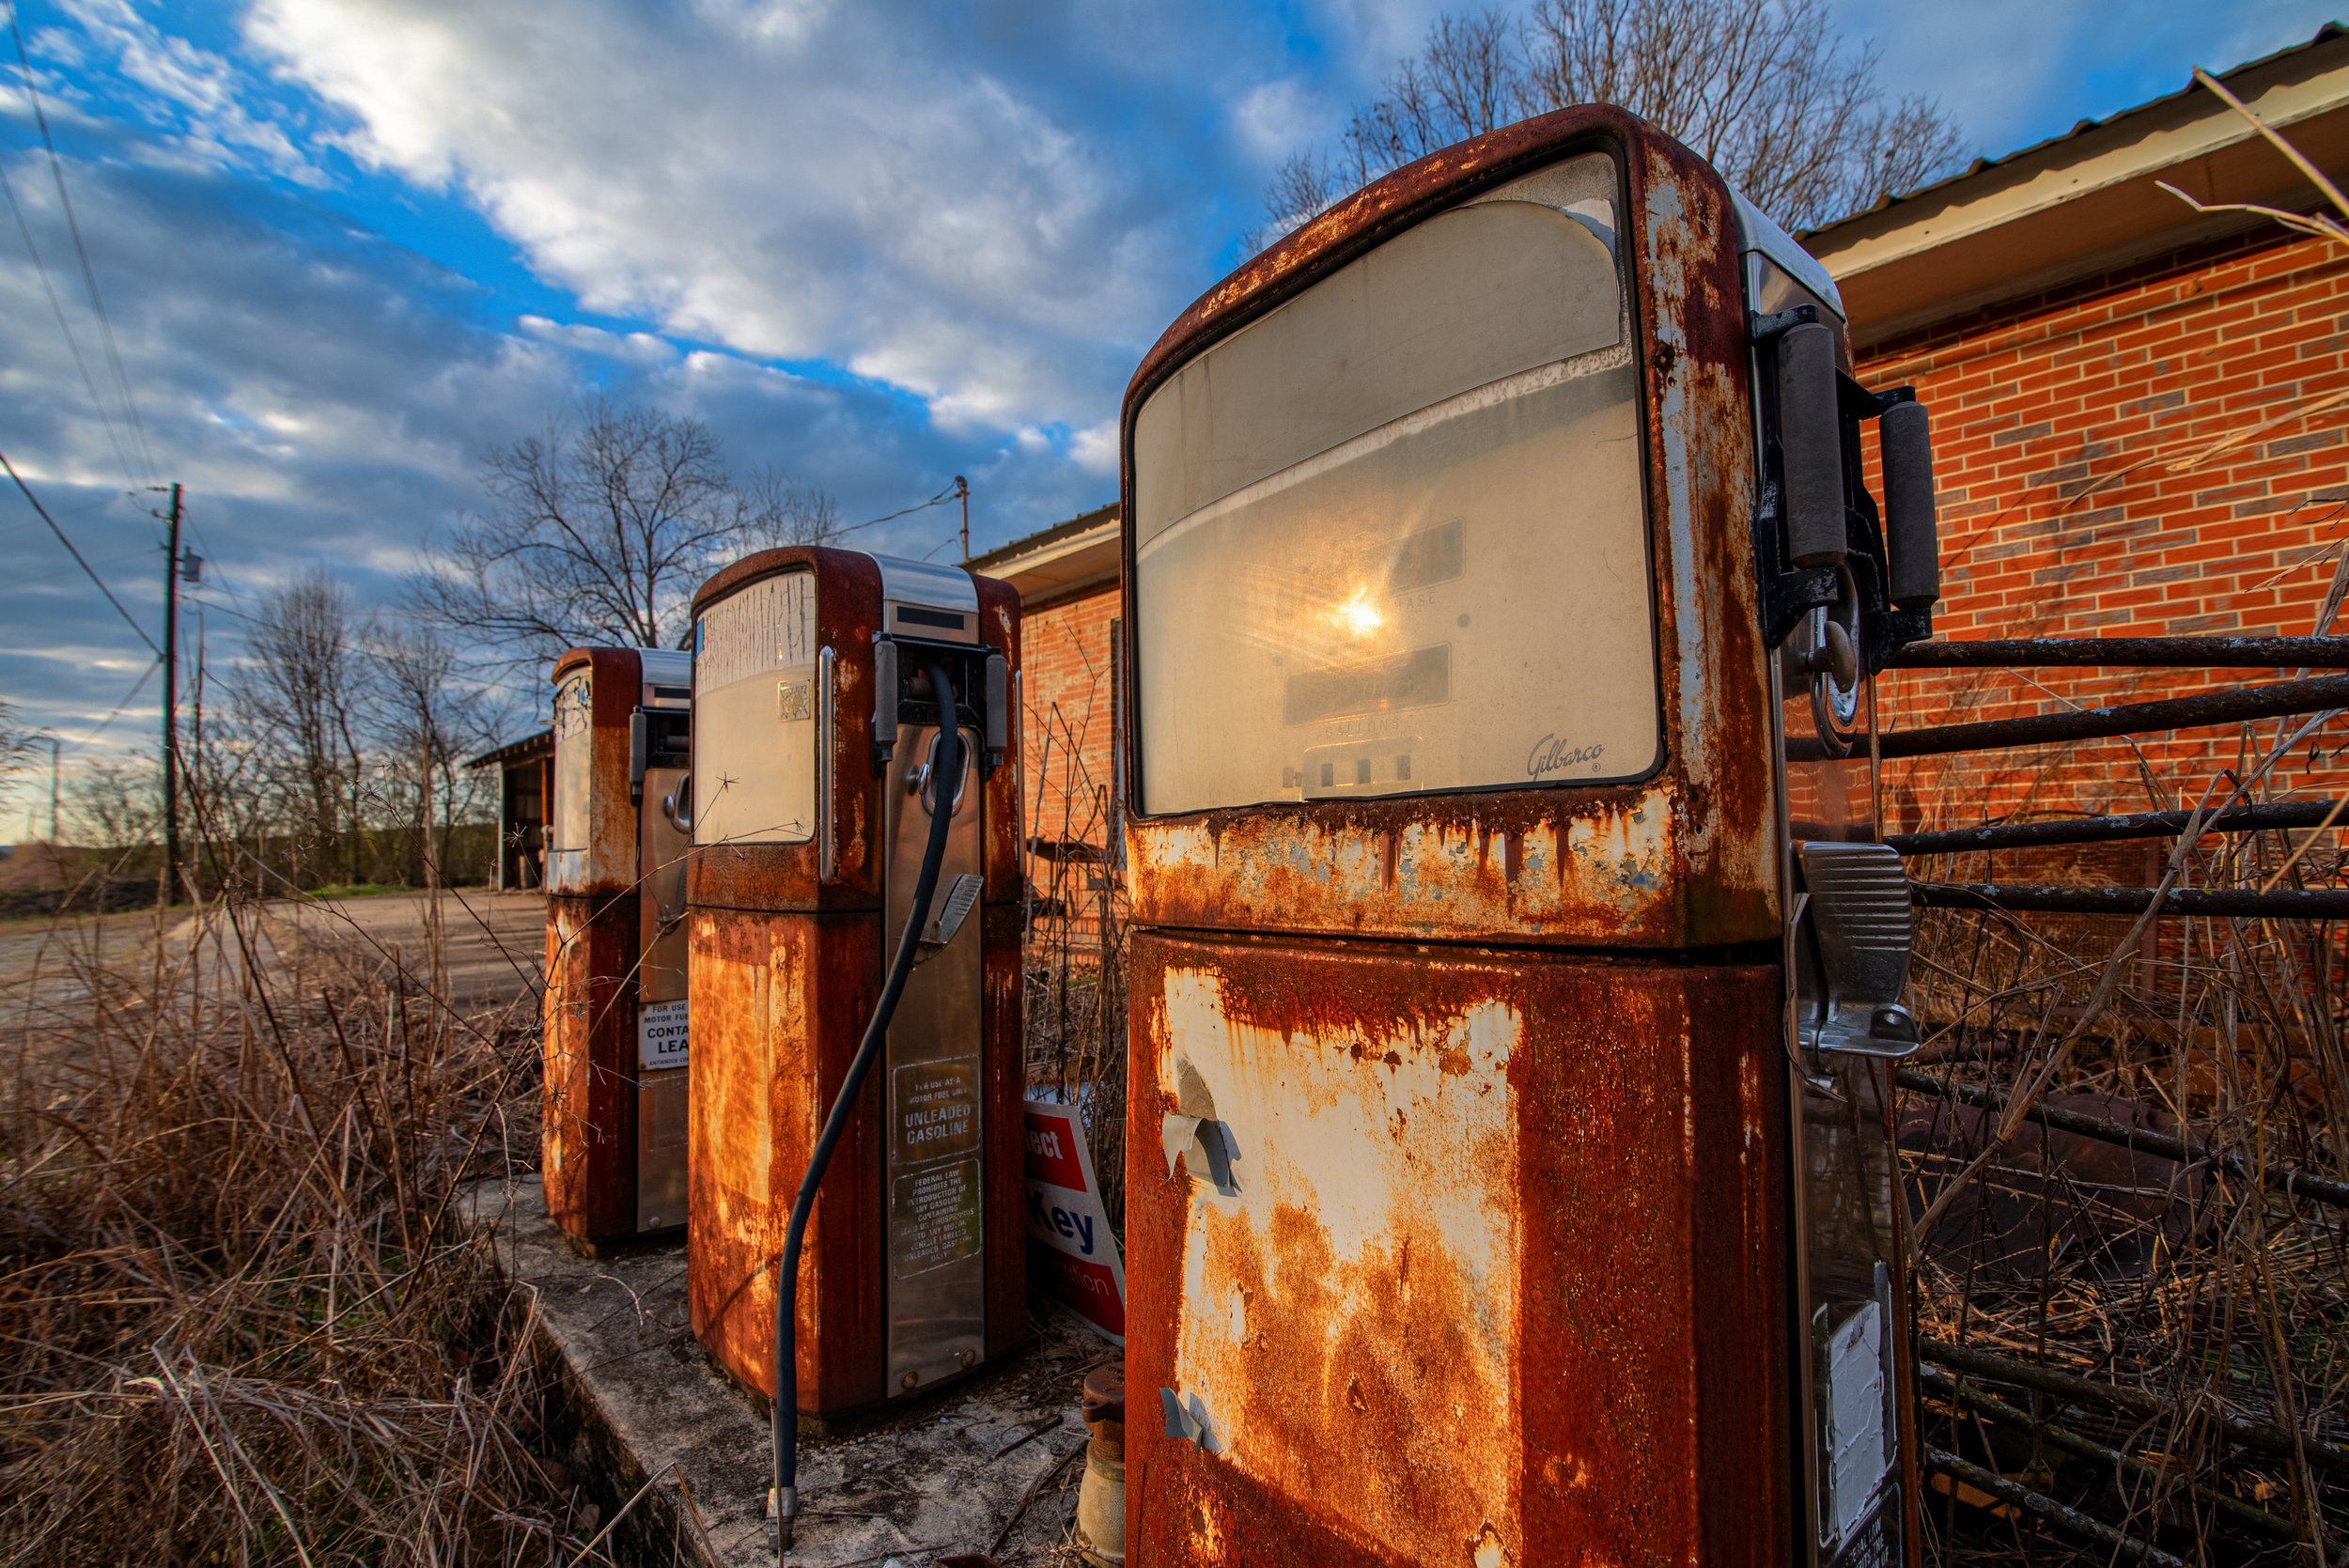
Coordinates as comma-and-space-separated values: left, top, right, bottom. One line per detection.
0, 0, 2338, 792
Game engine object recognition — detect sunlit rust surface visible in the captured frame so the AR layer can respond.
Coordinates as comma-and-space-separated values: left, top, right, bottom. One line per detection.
1127, 933, 1787, 1566
540, 644, 653, 1243
1117, 107, 1776, 950
1116, 109, 1799, 1564
541, 893, 640, 1240
688, 549, 1025, 915
685, 550, 1028, 1411
688, 908, 887, 1410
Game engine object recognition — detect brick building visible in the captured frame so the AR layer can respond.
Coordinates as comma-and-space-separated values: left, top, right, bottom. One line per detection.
1809, 25, 2349, 834
970, 505, 1125, 953
980, 30, 2349, 847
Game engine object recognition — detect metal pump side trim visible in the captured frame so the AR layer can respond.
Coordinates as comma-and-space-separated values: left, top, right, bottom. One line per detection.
1796, 840, 1920, 1058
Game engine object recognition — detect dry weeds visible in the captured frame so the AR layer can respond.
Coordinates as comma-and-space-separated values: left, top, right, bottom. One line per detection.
0, 878, 583, 1566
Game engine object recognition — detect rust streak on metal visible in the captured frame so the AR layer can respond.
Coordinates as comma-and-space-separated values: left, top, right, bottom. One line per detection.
1126, 934, 1788, 1564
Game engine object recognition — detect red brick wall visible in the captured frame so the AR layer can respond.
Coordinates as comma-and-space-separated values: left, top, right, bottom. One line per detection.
1017, 585, 1124, 957
1020, 586, 1121, 846
1855, 226, 2349, 832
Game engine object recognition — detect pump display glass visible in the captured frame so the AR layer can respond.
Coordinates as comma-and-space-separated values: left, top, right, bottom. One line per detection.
692, 569, 818, 845
1131, 153, 1657, 814
547, 670, 594, 887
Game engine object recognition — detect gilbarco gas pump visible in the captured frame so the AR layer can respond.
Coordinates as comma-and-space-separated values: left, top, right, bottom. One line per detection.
542, 646, 693, 1245
678, 547, 1024, 1553
1120, 107, 1939, 1566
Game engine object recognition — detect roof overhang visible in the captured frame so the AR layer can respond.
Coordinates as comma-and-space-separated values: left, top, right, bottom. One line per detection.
1805, 28, 2349, 352
968, 506, 1121, 606
465, 728, 552, 771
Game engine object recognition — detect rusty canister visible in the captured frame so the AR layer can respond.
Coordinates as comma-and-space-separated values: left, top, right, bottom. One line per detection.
1074, 1362, 1126, 1565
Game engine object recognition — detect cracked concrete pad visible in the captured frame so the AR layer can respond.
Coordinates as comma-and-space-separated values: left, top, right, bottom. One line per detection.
462, 1179, 1106, 1567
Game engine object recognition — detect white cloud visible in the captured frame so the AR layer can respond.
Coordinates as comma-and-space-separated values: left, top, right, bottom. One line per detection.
243, 0, 1206, 433
518, 316, 682, 368
1232, 76, 1323, 163
56, 0, 324, 182
1068, 418, 1120, 476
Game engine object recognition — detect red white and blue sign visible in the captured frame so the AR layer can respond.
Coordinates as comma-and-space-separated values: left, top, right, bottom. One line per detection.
1021, 1099, 1126, 1343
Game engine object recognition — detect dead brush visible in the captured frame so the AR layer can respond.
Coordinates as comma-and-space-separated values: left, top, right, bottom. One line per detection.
1020, 666, 1129, 1229
0, 882, 582, 1566
1897, 738, 2349, 1564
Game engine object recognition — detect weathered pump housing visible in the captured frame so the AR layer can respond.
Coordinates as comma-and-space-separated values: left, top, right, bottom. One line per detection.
683, 547, 1028, 1416
542, 644, 693, 1244
1119, 104, 1925, 1567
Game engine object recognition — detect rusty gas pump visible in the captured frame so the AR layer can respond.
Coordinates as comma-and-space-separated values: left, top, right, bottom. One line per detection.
1118, 106, 1938, 1566
677, 547, 1025, 1552
541, 645, 693, 1245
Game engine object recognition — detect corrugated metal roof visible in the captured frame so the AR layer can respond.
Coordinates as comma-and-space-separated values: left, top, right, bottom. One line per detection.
968, 501, 1118, 572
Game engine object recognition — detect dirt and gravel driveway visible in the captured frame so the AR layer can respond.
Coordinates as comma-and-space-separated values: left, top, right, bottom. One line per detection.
0, 888, 547, 1029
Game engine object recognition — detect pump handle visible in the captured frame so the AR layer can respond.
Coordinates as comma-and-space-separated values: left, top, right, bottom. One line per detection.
1776, 321, 1847, 569
1880, 399, 1940, 608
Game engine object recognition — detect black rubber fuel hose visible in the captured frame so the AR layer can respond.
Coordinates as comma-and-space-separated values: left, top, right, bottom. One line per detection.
772, 658, 964, 1558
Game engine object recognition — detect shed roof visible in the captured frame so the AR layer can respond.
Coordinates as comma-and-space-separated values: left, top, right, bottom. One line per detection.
1802, 25, 2349, 350
967, 502, 1120, 606
465, 728, 552, 771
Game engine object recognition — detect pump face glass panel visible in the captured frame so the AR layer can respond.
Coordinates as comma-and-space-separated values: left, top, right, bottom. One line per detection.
548, 670, 593, 890
1131, 154, 1657, 814
692, 570, 818, 846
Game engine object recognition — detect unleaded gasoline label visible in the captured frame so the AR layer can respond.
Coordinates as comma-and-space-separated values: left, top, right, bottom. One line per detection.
637, 999, 689, 1070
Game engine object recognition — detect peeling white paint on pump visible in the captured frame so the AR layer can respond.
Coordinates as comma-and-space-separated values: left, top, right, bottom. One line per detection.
1156, 967, 1524, 1550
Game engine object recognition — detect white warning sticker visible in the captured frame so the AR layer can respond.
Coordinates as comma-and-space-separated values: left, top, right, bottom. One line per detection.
638, 999, 689, 1071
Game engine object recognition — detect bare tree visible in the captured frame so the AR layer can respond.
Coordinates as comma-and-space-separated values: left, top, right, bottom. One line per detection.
362, 619, 496, 979
236, 567, 366, 885
743, 466, 845, 550
68, 754, 159, 854
411, 400, 842, 662
1251, 0, 1966, 247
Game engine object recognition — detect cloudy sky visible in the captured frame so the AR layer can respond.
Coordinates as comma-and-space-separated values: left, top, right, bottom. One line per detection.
0, 0, 2334, 799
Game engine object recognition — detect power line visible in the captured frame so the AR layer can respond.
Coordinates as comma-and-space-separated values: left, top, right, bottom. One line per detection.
0, 445, 159, 653
8, 10, 155, 483
836, 482, 962, 537
0, 148, 141, 487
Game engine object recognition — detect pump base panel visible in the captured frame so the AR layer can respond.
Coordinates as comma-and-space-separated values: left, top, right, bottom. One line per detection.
543, 892, 646, 1243
1126, 931, 1789, 1566
686, 905, 1025, 1413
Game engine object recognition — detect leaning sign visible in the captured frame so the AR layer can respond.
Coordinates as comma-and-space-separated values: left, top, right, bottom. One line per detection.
1021, 1099, 1126, 1343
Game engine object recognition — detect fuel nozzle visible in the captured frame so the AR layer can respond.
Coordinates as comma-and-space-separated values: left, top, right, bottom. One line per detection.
769, 1484, 795, 1554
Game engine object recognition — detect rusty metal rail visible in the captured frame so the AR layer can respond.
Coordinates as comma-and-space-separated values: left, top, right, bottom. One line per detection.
1889, 635, 2349, 668
1924, 1449, 2188, 1567
1918, 1366, 2300, 1545
1871, 673, 2349, 759
1912, 881, 2349, 919
1886, 801, 2347, 855
1920, 1339, 2349, 1477
1894, 1069, 2349, 1209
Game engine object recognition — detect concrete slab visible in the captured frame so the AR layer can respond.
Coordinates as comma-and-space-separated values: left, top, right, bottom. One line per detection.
461, 1178, 1107, 1567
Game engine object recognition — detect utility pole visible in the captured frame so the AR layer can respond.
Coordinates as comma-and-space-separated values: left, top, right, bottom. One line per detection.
48, 736, 58, 843
955, 474, 970, 562
160, 482, 183, 905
